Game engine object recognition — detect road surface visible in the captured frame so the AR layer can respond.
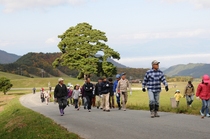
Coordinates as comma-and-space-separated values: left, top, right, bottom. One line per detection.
20, 93, 210, 139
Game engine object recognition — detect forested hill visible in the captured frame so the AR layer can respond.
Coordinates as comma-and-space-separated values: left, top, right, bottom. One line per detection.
0, 52, 147, 79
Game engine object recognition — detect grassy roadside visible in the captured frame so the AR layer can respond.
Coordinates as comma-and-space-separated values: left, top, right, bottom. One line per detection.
0, 94, 80, 139
127, 81, 202, 115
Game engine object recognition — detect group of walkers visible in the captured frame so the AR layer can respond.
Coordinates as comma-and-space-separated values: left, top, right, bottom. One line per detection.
39, 59, 210, 118
53, 72, 132, 116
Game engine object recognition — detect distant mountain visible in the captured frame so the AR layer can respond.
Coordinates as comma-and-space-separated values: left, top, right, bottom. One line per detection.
164, 63, 210, 78
0, 50, 21, 64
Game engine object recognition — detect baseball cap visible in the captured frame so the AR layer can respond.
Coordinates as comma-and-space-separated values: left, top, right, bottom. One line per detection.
202, 74, 209, 83
58, 78, 64, 82
116, 74, 121, 79
152, 60, 160, 65
175, 90, 180, 93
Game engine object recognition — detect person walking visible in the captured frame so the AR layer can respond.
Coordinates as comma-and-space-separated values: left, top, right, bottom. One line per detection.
142, 60, 169, 118
99, 77, 110, 112
44, 90, 50, 105
54, 78, 68, 116
174, 90, 183, 107
95, 78, 103, 109
72, 84, 81, 110
83, 77, 94, 112
40, 88, 45, 103
109, 78, 115, 109
196, 74, 210, 117
116, 73, 132, 111
184, 81, 195, 107
114, 74, 121, 110
32, 87, 36, 94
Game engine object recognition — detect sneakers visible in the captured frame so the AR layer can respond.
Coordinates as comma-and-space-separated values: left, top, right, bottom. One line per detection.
200, 110, 205, 117
106, 110, 110, 112
206, 114, 210, 117
60, 109, 64, 116
154, 112, 160, 117
151, 111, 155, 118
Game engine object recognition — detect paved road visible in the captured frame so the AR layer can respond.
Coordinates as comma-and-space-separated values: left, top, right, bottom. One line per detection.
20, 93, 210, 139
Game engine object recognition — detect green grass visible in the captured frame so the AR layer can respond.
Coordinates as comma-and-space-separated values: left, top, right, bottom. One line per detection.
0, 71, 28, 80
11, 77, 84, 88
127, 82, 202, 115
0, 96, 80, 139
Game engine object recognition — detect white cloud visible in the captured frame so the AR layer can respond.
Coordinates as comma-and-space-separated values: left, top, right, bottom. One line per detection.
119, 53, 210, 68
161, 0, 210, 9
119, 29, 210, 40
45, 37, 59, 44
0, 0, 86, 13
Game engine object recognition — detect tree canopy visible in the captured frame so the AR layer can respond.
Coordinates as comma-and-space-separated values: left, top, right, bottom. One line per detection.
53, 22, 120, 79
0, 77, 13, 95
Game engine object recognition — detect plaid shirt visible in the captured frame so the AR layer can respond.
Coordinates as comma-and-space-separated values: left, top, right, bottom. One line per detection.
142, 69, 168, 92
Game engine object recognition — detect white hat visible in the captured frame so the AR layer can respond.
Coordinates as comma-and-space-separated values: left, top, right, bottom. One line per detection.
152, 60, 160, 65
58, 78, 64, 82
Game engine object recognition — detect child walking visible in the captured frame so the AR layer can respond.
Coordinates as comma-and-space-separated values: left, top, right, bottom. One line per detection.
174, 90, 183, 107
196, 74, 210, 117
72, 84, 81, 111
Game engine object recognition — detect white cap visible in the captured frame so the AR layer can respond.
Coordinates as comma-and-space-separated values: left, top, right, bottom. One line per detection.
151, 60, 160, 65
58, 78, 64, 82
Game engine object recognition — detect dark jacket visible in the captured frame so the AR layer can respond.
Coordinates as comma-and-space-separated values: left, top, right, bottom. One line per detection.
83, 82, 94, 96
54, 84, 68, 98
109, 82, 114, 96
95, 82, 101, 96
99, 81, 110, 94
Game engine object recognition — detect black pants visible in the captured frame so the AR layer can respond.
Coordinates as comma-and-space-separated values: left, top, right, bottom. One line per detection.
86, 95, 92, 110
57, 97, 67, 110
74, 99, 78, 109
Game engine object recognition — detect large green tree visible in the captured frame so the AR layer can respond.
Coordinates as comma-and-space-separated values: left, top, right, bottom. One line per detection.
0, 77, 13, 95
53, 22, 120, 79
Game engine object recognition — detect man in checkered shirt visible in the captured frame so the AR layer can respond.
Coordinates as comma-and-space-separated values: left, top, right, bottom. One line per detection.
142, 60, 169, 118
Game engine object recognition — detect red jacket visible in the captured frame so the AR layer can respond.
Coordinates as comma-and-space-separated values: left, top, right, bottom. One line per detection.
196, 82, 210, 100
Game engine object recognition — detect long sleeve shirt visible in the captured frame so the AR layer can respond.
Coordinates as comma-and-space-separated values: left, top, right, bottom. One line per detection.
116, 78, 131, 93
142, 69, 168, 92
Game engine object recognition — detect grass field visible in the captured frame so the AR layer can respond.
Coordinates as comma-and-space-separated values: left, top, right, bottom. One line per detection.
0, 94, 80, 139
0, 72, 83, 139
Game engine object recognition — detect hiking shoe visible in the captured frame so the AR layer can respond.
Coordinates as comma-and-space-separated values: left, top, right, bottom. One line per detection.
60, 109, 64, 116
154, 112, 160, 117
200, 110, 205, 117
151, 111, 155, 118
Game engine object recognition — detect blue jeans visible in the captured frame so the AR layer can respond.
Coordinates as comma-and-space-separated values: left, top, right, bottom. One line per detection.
201, 99, 210, 114
116, 94, 120, 104
186, 95, 194, 106
148, 91, 160, 105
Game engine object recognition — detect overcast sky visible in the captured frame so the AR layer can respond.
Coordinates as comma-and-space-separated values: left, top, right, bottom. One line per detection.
0, 0, 210, 68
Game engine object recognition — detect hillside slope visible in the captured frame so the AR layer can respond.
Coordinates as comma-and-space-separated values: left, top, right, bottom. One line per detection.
0, 50, 21, 64
164, 63, 210, 78
0, 52, 130, 79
